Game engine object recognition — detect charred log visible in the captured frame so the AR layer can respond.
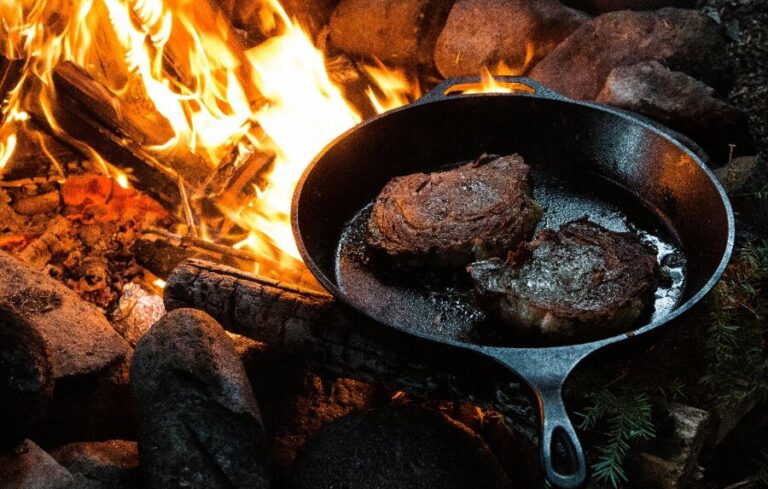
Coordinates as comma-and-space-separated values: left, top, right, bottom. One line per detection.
164, 258, 537, 427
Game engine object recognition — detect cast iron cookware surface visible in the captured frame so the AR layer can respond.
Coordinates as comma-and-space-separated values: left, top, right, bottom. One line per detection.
292, 77, 734, 488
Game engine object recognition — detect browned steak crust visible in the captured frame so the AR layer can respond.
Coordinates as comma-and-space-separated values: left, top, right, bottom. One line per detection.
468, 219, 659, 340
366, 154, 542, 266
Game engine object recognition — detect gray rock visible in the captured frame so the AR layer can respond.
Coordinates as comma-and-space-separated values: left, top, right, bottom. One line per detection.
329, 0, 454, 65
111, 283, 165, 347
596, 60, 753, 163
0, 252, 131, 380
530, 8, 732, 100
289, 405, 511, 489
0, 440, 75, 489
434, 0, 589, 78
714, 156, 762, 196
0, 251, 133, 444
560, 0, 695, 14
130, 308, 269, 489
0, 308, 53, 450
50, 440, 140, 489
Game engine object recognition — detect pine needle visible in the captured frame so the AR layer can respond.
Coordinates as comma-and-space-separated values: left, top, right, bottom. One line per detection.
577, 389, 656, 488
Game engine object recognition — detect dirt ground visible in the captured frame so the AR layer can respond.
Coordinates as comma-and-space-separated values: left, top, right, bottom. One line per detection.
701, 0, 768, 159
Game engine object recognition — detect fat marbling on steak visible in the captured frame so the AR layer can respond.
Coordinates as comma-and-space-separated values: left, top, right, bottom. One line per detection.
468, 219, 659, 340
366, 153, 542, 266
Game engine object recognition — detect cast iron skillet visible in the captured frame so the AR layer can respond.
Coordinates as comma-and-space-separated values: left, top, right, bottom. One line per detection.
291, 77, 734, 488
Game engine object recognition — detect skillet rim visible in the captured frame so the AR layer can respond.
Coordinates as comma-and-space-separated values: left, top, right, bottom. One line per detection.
291, 92, 736, 351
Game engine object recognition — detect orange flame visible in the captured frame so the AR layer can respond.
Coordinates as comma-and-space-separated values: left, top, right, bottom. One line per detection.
362, 61, 422, 114
224, 0, 361, 274
1, 0, 535, 285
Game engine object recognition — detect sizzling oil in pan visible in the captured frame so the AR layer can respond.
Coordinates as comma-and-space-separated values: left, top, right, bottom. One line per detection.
334, 158, 687, 347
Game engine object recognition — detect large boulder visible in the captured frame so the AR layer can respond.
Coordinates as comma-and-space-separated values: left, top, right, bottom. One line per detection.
130, 308, 269, 489
0, 440, 75, 489
530, 8, 732, 100
0, 252, 130, 380
289, 405, 511, 489
559, 0, 695, 14
0, 308, 53, 450
329, 0, 454, 66
51, 440, 140, 489
0, 251, 133, 444
596, 61, 754, 163
434, 0, 588, 78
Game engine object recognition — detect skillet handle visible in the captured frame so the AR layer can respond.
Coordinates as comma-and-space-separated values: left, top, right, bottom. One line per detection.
536, 384, 586, 489
416, 76, 566, 104
485, 344, 598, 488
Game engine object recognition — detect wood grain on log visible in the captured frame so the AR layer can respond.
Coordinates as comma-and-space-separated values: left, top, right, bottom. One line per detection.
164, 258, 537, 427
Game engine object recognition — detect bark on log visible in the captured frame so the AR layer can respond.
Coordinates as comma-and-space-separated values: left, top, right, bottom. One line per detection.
164, 258, 537, 427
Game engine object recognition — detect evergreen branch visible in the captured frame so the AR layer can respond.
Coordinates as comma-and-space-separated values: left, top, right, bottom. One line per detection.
699, 240, 768, 410
577, 388, 656, 489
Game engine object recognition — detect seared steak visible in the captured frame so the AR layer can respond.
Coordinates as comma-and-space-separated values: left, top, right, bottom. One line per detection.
366, 154, 542, 266
468, 219, 659, 340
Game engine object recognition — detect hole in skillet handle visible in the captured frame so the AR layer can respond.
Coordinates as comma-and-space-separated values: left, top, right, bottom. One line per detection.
539, 386, 587, 489
414, 76, 567, 104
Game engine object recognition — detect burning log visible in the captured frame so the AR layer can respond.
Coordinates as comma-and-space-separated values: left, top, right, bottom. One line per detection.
133, 227, 321, 290
164, 258, 537, 426
20, 61, 212, 207
214, 0, 338, 40
132, 228, 265, 278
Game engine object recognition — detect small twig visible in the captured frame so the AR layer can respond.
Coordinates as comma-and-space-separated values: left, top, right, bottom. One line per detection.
736, 300, 760, 318
722, 476, 759, 489
177, 176, 198, 238
144, 227, 259, 266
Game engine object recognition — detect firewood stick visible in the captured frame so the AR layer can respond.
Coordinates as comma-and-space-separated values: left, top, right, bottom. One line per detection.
164, 258, 537, 427
51, 62, 213, 186
0, 176, 63, 187
16, 70, 183, 207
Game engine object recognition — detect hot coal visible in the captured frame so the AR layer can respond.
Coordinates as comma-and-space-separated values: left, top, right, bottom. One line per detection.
468, 219, 659, 340
366, 153, 542, 267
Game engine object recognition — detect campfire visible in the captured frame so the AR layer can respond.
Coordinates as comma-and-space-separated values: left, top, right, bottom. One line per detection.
1, 0, 767, 488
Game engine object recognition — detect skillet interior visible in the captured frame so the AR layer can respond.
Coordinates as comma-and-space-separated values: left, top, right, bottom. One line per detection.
293, 94, 732, 347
